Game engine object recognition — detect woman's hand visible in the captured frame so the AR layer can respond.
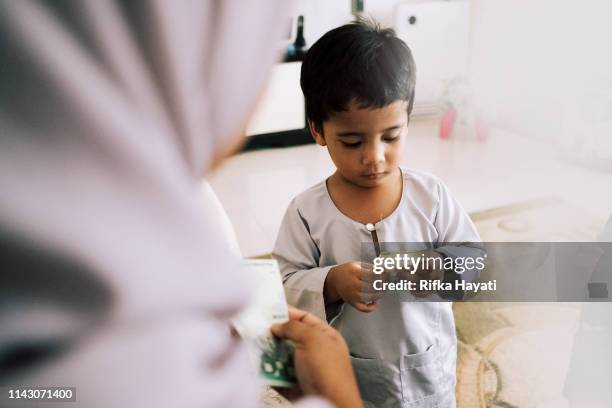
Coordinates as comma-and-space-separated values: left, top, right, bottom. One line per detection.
271, 307, 363, 408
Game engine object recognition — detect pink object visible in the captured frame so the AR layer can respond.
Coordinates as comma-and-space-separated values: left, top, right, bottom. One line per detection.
439, 109, 456, 139
476, 116, 489, 142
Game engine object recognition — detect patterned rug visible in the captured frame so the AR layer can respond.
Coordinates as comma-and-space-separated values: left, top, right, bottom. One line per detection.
454, 302, 579, 408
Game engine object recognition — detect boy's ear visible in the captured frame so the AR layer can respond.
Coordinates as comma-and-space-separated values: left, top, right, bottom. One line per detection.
308, 120, 326, 146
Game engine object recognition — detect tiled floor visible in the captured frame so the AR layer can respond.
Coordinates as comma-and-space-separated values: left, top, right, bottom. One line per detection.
208, 117, 612, 257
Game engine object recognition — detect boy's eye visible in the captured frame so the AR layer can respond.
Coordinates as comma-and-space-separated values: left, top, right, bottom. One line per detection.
341, 141, 362, 148
383, 134, 400, 142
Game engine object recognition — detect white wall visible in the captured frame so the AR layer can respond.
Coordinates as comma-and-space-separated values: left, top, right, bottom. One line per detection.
288, 0, 468, 46
469, 0, 612, 168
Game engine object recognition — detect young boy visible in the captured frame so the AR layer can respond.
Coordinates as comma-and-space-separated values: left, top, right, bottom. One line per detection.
273, 20, 481, 408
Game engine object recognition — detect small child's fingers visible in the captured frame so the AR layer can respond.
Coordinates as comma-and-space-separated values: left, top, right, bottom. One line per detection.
359, 281, 378, 292
359, 280, 384, 295
359, 268, 384, 283
360, 291, 384, 304
353, 301, 379, 313
360, 262, 374, 272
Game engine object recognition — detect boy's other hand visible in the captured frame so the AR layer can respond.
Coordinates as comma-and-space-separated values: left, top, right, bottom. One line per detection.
271, 307, 363, 408
398, 250, 445, 298
324, 262, 384, 312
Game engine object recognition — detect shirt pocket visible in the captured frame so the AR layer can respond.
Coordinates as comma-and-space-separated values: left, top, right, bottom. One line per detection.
351, 355, 399, 407
400, 343, 443, 403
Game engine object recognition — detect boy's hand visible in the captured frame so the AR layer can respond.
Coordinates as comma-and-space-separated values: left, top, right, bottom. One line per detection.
397, 250, 445, 298
271, 307, 363, 408
324, 262, 384, 312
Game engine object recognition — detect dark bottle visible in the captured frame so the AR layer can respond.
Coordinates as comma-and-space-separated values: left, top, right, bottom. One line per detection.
285, 15, 307, 62
352, 0, 364, 16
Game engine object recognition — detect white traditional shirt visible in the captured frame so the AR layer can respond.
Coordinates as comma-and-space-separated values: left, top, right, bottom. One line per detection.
273, 168, 482, 408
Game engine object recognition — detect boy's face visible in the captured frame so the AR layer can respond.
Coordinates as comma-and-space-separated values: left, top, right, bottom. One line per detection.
310, 100, 408, 188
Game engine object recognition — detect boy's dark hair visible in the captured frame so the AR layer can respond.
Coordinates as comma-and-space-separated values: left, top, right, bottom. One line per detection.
300, 18, 416, 132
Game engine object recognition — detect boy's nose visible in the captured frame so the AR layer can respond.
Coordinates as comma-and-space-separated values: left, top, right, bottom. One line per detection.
362, 142, 385, 165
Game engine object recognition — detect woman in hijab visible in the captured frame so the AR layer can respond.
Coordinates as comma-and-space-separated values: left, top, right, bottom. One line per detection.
0, 1, 361, 407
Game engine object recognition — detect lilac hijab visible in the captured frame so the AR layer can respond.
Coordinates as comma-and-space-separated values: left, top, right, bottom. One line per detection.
0, 1, 323, 407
